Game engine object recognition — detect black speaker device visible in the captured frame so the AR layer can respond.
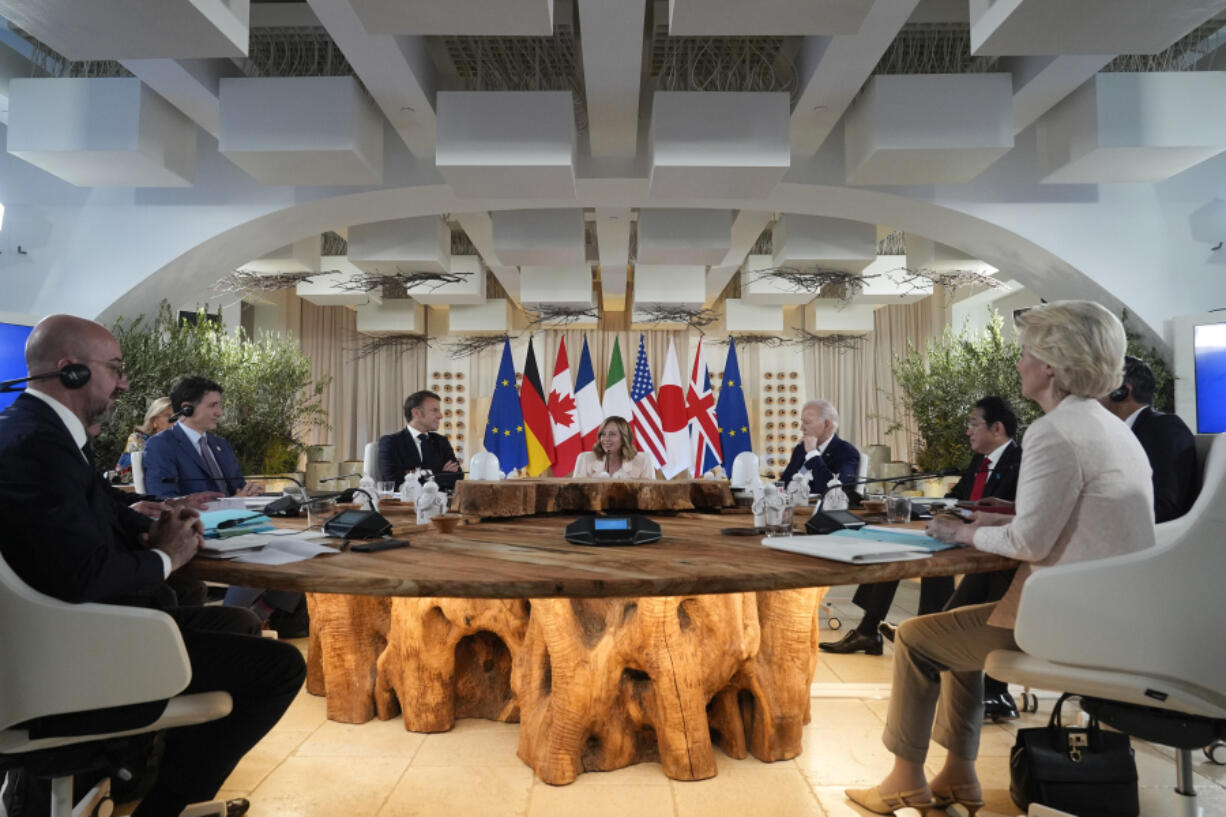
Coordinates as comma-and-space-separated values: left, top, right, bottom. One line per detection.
564, 514, 662, 546
323, 508, 393, 539
804, 508, 866, 535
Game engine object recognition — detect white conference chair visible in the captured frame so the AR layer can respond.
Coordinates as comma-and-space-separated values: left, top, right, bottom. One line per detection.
130, 450, 146, 494
468, 451, 503, 480
986, 433, 1226, 817
0, 554, 233, 817
729, 451, 760, 489
362, 441, 379, 483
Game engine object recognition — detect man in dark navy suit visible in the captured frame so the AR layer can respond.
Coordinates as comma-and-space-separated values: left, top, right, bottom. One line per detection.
378, 390, 464, 491
0, 315, 303, 817
779, 399, 861, 495
822, 397, 1021, 673
1101, 355, 1198, 523
143, 375, 263, 499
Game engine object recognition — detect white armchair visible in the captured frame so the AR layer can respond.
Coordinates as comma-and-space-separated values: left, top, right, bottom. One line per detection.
0, 555, 233, 817
468, 451, 503, 480
986, 433, 1226, 817
362, 441, 379, 483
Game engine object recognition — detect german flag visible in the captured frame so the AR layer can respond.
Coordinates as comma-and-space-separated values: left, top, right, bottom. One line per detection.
520, 336, 555, 476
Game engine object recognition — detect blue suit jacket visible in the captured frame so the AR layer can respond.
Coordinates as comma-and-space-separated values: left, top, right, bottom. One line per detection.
779, 433, 861, 494
143, 423, 246, 499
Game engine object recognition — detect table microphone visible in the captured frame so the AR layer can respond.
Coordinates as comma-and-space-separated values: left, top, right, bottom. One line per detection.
319, 474, 375, 508
806, 467, 962, 535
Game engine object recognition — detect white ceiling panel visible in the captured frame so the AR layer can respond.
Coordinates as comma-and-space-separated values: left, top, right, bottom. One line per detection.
348, 217, 450, 275
669, 0, 873, 35
491, 209, 585, 267
409, 256, 488, 305
347, 0, 552, 35
637, 209, 732, 266
772, 215, 876, 274
356, 298, 426, 335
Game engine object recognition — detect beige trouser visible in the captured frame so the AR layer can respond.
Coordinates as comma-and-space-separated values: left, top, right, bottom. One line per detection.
883, 602, 1019, 764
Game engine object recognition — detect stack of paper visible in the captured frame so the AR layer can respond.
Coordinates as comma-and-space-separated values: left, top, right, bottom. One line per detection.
762, 533, 935, 564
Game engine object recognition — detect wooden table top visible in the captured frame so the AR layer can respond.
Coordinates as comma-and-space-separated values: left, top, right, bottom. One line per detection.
184, 513, 1015, 600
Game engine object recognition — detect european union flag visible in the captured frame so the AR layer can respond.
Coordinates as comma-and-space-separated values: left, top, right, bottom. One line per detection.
484, 338, 528, 473
715, 337, 752, 472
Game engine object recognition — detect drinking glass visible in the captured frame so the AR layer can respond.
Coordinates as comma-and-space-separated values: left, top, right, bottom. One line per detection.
885, 494, 912, 524
306, 497, 337, 531
765, 503, 795, 537
377, 480, 397, 498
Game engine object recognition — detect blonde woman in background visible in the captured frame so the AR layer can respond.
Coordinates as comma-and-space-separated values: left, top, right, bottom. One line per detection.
846, 300, 1156, 816
115, 396, 173, 481
572, 416, 655, 479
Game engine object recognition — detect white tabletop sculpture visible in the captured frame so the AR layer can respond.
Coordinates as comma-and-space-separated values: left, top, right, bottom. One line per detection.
399, 469, 423, 503
415, 478, 449, 524
821, 476, 849, 511
786, 472, 810, 509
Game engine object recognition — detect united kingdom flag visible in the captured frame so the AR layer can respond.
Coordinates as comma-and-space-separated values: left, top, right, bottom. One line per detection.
630, 334, 666, 471
686, 336, 722, 477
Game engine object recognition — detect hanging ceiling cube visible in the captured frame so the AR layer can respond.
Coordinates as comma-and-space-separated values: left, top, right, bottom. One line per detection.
408, 256, 487, 305
0, 0, 249, 60
969, 0, 1226, 56
668, 0, 873, 36
519, 266, 595, 311
491, 209, 585, 266
1036, 73, 1226, 184
237, 237, 321, 275
724, 299, 784, 333
649, 92, 790, 199
637, 209, 732, 266
356, 298, 426, 336
633, 265, 706, 309
7, 78, 196, 187
348, 217, 450, 275
297, 260, 381, 308
856, 255, 932, 304
772, 215, 877, 274
219, 76, 383, 186
804, 301, 878, 334
740, 253, 814, 306
346, 0, 552, 35
436, 92, 576, 198
844, 74, 1014, 185
448, 299, 512, 334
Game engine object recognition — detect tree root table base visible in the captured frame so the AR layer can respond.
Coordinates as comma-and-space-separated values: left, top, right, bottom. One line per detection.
305, 586, 826, 784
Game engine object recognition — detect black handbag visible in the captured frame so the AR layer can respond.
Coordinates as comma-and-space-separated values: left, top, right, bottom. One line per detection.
1010, 693, 1139, 817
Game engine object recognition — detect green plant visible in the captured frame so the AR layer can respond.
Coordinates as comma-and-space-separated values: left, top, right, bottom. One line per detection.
97, 303, 329, 476
1122, 310, 1175, 413
889, 311, 1042, 471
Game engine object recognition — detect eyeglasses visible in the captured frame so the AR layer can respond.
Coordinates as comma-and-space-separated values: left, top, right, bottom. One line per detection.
86, 359, 125, 379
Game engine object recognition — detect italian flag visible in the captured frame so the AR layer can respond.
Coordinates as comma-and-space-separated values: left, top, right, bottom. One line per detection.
601, 336, 634, 423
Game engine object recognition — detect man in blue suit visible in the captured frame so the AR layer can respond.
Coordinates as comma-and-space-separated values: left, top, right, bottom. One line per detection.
779, 399, 861, 494
144, 376, 262, 499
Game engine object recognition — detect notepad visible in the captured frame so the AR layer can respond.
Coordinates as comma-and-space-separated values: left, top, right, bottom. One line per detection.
762, 534, 933, 564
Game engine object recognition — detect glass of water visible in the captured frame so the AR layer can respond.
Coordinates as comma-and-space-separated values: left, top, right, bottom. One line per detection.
766, 503, 795, 537
885, 494, 912, 524
377, 480, 397, 498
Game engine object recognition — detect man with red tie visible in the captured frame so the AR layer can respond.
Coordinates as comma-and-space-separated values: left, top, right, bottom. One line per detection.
820, 398, 1021, 684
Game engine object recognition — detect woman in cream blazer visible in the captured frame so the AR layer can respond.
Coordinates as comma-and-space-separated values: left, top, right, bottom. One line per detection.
846, 301, 1156, 817
572, 416, 656, 479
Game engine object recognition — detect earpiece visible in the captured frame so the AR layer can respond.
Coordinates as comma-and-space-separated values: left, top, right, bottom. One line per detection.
58, 363, 91, 389
1108, 385, 1129, 403
179, 403, 195, 418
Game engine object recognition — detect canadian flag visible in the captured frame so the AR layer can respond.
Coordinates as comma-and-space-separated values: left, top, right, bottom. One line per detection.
657, 338, 693, 479
547, 338, 582, 476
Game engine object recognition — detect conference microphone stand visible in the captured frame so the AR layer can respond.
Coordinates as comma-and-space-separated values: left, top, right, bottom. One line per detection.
806, 467, 963, 535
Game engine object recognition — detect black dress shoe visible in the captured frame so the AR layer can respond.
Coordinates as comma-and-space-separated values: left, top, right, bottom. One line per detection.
226, 798, 251, 817
878, 622, 896, 643
983, 691, 1019, 721
819, 629, 883, 655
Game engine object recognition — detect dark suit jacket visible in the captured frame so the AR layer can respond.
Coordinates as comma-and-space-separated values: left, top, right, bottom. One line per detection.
143, 422, 246, 499
1131, 406, 1198, 523
378, 427, 465, 490
947, 439, 1022, 502
779, 433, 860, 494
0, 394, 164, 604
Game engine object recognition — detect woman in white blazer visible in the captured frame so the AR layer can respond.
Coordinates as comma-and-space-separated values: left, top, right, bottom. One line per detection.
846, 301, 1155, 817
572, 416, 656, 479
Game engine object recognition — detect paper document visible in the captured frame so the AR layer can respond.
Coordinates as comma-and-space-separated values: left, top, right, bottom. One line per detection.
231, 537, 339, 564
762, 534, 933, 564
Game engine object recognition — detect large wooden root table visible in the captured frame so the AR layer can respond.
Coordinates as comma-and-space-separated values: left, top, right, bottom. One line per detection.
187, 513, 1013, 784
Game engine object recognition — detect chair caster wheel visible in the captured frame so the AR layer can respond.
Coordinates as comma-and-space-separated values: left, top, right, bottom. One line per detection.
1020, 692, 1039, 713
828, 616, 841, 630
1205, 740, 1226, 765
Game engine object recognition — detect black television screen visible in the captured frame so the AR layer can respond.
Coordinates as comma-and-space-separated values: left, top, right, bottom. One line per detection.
0, 321, 34, 411
1194, 322, 1226, 433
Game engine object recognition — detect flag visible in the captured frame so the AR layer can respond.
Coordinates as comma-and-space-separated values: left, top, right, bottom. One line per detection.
687, 336, 722, 477
602, 336, 634, 423
520, 337, 555, 476
574, 337, 603, 451
716, 337, 752, 472
482, 338, 528, 474
548, 338, 582, 476
657, 337, 692, 478
630, 334, 666, 471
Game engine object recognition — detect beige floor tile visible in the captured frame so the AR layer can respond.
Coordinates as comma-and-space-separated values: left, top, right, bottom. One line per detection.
797, 727, 895, 785
812, 785, 931, 817
296, 715, 427, 758
248, 756, 410, 817
674, 765, 823, 817
565, 761, 671, 786
269, 688, 328, 733
820, 654, 896, 685
220, 729, 310, 791
862, 699, 890, 723
528, 781, 674, 817
410, 719, 526, 767
807, 699, 881, 732
379, 765, 534, 817
812, 660, 843, 684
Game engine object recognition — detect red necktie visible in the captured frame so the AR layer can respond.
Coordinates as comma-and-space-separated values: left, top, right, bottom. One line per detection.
969, 457, 990, 501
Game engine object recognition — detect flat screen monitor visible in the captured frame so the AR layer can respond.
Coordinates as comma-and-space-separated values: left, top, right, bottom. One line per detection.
1174, 312, 1226, 434
0, 317, 34, 411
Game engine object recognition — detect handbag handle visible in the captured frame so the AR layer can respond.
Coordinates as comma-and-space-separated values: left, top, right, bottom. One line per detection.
1046, 693, 1105, 757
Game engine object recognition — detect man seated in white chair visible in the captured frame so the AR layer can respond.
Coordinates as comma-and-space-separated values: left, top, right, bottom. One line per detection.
0, 315, 306, 817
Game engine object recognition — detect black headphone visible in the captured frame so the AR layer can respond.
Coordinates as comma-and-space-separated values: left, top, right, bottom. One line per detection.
178, 403, 195, 418
38, 363, 92, 389
1109, 384, 1130, 402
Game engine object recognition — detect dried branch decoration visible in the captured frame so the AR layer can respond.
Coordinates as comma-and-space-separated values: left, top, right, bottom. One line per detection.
332, 269, 472, 293
347, 334, 430, 362
711, 334, 789, 349
631, 304, 720, 331
521, 303, 600, 328
743, 266, 868, 305
792, 329, 866, 352
214, 270, 319, 295
899, 266, 1005, 292
443, 334, 516, 359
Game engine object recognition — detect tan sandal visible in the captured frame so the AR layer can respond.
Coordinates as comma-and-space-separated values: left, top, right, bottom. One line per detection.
844, 784, 937, 815
931, 782, 984, 817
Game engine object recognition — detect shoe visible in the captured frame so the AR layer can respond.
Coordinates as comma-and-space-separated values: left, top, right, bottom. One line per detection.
226, 798, 251, 817
819, 629, 883, 655
844, 784, 936, 816
878, 621, 896, 643
984, 690, 1019, 721
931, 782, 985, 817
